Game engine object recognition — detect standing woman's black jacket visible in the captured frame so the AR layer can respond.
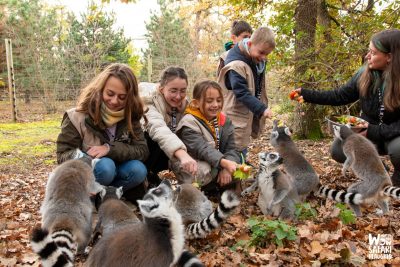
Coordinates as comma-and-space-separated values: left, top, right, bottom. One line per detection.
301, 71, 400, 143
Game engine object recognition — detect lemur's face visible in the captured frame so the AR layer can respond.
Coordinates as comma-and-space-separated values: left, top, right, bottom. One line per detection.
258, 152, 283, 168
332, 125, 340, 139
270, 122, 292, 147
138, 180, 174, 218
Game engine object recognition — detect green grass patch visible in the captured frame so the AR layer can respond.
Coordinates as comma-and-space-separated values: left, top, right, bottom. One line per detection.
0, 120, 60, 169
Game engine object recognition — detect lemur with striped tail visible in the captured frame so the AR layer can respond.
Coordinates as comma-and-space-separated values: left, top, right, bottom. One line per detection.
85, 180, 204, 267
383, 186, 400, 199
184, 189, 240, 239
316, 125, 392, 216
91, 186, 139, 245
30, 158, 104, 267
242, 151, 299, 219
173, 183, 213, 225
270, 120, 320, 201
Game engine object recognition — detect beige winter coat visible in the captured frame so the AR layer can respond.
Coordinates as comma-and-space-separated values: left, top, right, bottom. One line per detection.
218, 60, 268, 151
143, 90, 188, 159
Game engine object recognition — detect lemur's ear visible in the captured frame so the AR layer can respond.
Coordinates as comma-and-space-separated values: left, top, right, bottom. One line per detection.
284, 127, 292, 136
116, 187, 124, 199
99, 187, 106, 199
175, 185, 181, 194
172, 185, 181, 202
333, 125, 343, 140
271, 131, 279, 139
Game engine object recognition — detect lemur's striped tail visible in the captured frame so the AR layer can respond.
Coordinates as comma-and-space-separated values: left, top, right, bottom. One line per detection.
30, 227, 75, 267
316, 185, 363, 205
185, 190, 240, 240
383, 186, 400, 199
177, 250, 204, 267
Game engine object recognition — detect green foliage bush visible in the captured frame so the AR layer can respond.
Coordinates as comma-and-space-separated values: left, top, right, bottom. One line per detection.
247, 216, 297, 247
336, 203, 356, 225
295, 202, 317, 221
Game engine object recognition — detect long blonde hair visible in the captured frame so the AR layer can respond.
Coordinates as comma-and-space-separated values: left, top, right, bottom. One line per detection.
358, 29, 400, 111
76, 63, 145, 138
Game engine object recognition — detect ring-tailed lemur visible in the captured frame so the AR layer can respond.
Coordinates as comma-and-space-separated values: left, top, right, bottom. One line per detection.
91, 186, 139, 245
30, 158, 105, 267
173, 183, 213, 225
270, 120, 320, 201
316, 125, 392, 216
242, 152, 299, 219
85, 180, 203, 267
185, 189, 240, 240
383, 186, 400, 199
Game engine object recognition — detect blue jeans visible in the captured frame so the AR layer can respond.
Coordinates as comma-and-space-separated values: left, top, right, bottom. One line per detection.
93, 157, 147, 191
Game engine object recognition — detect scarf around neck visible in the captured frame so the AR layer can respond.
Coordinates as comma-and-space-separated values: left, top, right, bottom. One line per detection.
101, 103, 125, 127
185, 105, 221, 149
242, 38, 266, 75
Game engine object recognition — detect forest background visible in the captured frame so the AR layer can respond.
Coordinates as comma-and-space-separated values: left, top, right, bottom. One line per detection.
0, 0, 399, 136
1, 0, 400, 266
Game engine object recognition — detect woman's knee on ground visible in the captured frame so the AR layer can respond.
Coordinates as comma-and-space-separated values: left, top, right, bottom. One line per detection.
116, 160, 147, 190
93, 157, 116, 185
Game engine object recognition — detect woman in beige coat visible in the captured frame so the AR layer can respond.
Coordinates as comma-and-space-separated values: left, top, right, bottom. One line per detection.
142, 67, 197, 186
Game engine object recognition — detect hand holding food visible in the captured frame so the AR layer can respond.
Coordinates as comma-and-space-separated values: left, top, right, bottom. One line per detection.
289, 89, 304, 103
233, 164, 252, 180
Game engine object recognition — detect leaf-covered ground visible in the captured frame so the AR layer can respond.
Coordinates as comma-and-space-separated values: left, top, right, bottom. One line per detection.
1, 113, 400, 266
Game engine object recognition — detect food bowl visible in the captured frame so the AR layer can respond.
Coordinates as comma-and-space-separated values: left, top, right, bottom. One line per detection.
326, 115, 367, 134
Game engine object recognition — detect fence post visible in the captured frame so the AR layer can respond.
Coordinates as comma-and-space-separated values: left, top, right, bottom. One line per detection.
147, 48, 152, 82
5, 38, 17, 122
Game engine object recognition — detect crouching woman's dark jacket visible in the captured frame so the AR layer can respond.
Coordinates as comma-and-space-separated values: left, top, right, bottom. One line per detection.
56, 108, 149, 164
301, 70, 400, 143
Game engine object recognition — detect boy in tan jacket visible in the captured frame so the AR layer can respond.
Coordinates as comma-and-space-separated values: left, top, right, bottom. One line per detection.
218, 26, 275, 159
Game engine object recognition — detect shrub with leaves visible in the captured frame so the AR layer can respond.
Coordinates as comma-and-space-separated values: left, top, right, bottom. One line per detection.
247, 216, 297, 247
336, 203, 356, 225
295, 202, 317, 220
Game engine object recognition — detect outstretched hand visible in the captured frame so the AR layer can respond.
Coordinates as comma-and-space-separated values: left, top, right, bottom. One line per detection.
263, 108, 273, 119
217, 168, 232, 187
175, 149, 197, 176
220, 158, 237, 174
289, 88, 304, 103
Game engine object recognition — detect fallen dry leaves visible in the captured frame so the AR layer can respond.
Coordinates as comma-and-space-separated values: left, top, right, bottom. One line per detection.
1, 124, 400, 267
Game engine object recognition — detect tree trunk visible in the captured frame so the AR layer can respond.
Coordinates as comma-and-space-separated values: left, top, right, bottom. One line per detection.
293, 0, 323, 139
318, 0, 332, 44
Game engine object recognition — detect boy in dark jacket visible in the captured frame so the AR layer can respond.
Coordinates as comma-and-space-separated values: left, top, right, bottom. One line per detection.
217, 20, 253, 77
218, 26, 275, 158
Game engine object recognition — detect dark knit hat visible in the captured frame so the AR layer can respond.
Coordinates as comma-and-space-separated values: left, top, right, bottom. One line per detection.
224, 41, 234, 51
